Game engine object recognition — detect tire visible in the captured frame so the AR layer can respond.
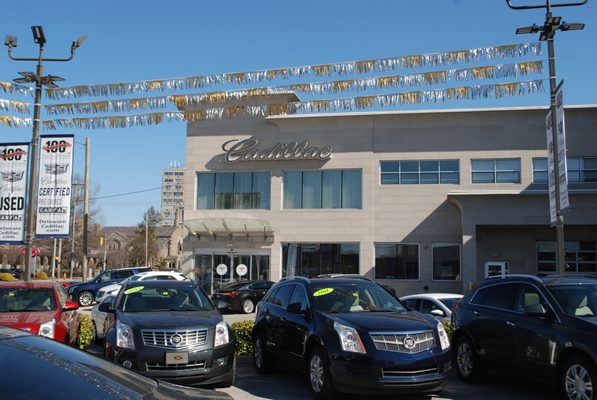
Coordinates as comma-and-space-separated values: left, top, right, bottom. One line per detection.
78, 291, 94, 307
241, 299, 255, 314
560, 355, 596, 400
453, 335, 486, 383
253, 335, 275, 374
308, 346, 336, 400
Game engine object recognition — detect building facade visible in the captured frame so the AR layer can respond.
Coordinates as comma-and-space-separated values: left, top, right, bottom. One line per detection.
179, 96, 597, 296
160, 166, 185, 226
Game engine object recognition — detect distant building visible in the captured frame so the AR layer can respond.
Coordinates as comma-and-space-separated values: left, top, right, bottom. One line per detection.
161, 165, 185, 226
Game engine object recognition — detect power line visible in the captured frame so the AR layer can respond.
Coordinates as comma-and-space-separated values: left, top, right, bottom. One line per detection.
91, 187, 161, 200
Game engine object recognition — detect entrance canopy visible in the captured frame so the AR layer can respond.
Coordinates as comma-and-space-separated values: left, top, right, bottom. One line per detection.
185, 218, 274, 239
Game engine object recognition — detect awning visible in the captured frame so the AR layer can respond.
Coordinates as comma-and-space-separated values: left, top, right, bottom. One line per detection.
185, 218, 273, 239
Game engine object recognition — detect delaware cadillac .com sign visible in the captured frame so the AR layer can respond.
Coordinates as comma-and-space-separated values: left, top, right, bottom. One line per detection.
35, 135, 74, 238
0, 142, 29, 244
222, 137, 333, 163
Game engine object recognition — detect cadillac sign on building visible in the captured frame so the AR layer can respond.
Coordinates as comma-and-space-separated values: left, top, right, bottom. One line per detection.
222, 137, 332, 163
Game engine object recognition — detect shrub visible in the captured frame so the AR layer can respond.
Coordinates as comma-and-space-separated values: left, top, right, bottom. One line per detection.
78, 314, 95, 350
442, 319, 453, 340
231, 320, 254, 356
0, 273, 17, 281
35, 271, 48, 280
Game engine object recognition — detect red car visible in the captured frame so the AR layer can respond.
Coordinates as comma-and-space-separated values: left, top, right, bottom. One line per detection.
0, 280, 80, 345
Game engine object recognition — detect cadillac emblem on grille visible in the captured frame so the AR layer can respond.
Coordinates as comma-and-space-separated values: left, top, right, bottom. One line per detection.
170, 333, 183, 346
402, 336, 416, 350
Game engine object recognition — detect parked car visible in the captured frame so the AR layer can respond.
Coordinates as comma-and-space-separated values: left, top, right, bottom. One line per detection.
212, 279, 274, 314
0, 325, 232, 400
92, 271, 190, 340
102, 280, 235, 387
400, 293, 463, 321
91, 295, 114, 341
67, 266, 152, 307
451, 274, 597, 400
252, 275, 451, 399
0, 280, 79, 345
96, 270, 189, 303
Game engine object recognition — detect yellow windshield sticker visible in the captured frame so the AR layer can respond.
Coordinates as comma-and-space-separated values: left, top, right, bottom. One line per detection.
313, 288, 334, 297
124, 286, 144, 295
161, 291, 169, 296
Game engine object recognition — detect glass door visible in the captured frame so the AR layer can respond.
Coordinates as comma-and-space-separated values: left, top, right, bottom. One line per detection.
194, 252, 270, 295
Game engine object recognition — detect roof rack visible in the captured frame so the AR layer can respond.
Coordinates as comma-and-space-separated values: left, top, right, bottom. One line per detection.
315, 273, 373, 282
279, 276, 310, 283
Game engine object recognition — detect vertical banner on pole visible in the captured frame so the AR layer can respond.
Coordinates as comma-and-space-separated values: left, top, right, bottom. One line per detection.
36, 134, 74, 237
546, 110, 557, 226
554, 82, 569, 211
0, 143, 30, 244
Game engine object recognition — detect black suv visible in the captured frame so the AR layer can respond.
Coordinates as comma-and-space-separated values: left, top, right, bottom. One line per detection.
67, 266, 152, 306
451, 274, 597, 400
252, 276, 451, 399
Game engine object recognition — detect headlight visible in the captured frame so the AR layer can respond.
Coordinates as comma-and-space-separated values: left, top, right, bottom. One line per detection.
39, 319, 55, 339
116, 320, 135, 349
214, 321, 230, 347
437, 322, 450, 351
334, 321, 366, 354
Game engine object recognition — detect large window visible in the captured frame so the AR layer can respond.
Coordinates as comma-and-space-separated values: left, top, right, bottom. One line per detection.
533, 157, 597, 183
282, 243, 359, 277
471, 158, 520, 183
283, 170, 362, 209
374, 243, 419, 280
196, 172, 270, 209
432, 244, 461, 280
537, 241, 597, 274
380, 160, 459, 185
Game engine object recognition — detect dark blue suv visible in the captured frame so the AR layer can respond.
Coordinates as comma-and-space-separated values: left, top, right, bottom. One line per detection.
252, 276, 451, 399
67, 266, 151, 306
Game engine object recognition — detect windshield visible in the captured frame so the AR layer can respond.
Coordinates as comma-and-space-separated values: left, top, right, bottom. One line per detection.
219, 281, 251, 291
0, 288, 57, 312
119, 285, 213, 313
439, 297, 461, 310
548, 284, 597, 317
311, 282, 407, 313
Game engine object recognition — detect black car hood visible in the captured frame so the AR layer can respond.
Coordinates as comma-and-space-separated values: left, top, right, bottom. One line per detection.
117, 309, 223, 330
328, 310, 437, 332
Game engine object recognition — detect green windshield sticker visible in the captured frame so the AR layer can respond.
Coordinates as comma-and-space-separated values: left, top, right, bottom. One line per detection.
124, 286, 144, 295
313, 288, 334, 297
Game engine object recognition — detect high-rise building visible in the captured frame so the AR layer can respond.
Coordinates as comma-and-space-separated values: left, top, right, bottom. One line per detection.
160, 164, 184, 226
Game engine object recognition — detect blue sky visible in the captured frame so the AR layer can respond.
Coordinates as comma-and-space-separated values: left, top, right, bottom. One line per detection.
1, 0, 595, 227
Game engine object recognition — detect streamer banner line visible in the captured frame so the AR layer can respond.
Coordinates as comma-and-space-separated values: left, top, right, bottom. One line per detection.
44, 42, 542, 100
41, 79, 545, 130
43, 61, 544, 116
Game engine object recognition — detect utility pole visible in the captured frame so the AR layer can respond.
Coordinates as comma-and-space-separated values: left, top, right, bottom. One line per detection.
507, 0, 587, 274
82, 137, 90, 280
4, 26, 86, 281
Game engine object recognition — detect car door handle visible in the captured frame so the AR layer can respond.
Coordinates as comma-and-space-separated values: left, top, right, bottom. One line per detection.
506, 321, 516, 328
473, 311, 480, 316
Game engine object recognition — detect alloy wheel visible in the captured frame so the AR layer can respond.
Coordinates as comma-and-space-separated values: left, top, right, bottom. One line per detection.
78, 292, 93, 307
254, 338, 263, 369
309, 353, 324, 393
565, 363, 594, 400
456, 340, 473, 377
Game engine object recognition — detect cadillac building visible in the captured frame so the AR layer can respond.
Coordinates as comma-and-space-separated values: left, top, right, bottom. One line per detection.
179, 93, 597, 295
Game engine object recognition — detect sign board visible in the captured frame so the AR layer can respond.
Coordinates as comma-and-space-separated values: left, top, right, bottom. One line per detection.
216, 263, 228, 276
236, 263, 248, 276
545, 82, 569, 226
0, 142, 29, 244
36, 135, 74, 238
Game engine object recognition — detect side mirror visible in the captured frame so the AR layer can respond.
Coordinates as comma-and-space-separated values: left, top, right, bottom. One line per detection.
524, 303, 548, 318
62, 300, 79, 311
431, 309, 446, 317
287, 302, 308, 315
98, 301, 115, 313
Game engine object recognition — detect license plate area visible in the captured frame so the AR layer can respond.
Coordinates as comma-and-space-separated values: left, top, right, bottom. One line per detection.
166, 352, 188, 365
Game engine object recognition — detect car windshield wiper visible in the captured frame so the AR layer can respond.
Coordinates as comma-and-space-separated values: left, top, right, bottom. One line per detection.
368, 308, 401, 312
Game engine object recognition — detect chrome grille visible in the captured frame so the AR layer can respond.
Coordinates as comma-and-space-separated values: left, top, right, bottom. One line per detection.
370, 330, 435, 353
383, 366, 439, 378
146, 360, 206, 371
141, 328, 208, 350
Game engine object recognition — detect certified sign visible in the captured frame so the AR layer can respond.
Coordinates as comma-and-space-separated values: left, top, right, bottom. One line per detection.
216, 263, 228, 276
236, 263, 248, 276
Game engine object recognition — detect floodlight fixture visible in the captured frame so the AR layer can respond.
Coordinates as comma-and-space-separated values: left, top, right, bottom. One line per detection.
516, 24, 541, 34
560, 22, 585, 30
31, 26, 46, 45
73, 34, 87, 49
546, 16, 562, 25
4, 35, 17, 47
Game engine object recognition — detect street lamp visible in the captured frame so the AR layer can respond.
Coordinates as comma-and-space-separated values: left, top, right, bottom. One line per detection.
4, 26, 86, 281
507, 0, 587, 274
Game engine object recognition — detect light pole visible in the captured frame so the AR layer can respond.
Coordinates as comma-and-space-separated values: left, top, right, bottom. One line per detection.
506, 0, 587, 274
4, 26, 86, 281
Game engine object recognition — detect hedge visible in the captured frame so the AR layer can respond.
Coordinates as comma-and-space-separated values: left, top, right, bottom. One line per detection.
231, 320, 254, 356
78, 314, 95, 350
0, 273, 17, 281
